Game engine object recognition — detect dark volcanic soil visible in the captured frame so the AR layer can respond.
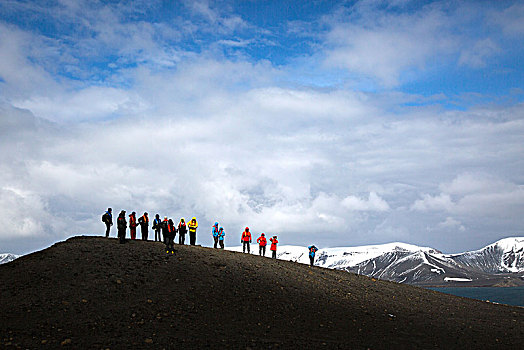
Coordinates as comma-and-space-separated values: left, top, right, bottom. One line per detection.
1, 237, 523, 349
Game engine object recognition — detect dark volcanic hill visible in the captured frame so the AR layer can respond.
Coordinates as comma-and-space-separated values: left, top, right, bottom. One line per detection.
1, 237, 523, 349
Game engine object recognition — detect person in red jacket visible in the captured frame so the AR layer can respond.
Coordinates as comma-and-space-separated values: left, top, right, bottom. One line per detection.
129, 212, 138, 240
257, 233, 267, 256
270, 235, 278, 259
241, 227, 252, 253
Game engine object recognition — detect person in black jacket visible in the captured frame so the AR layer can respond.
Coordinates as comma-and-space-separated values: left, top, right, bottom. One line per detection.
152, 214, 162, 242
160, 217, 169, 244
138, 212, 149, 241
178, 218, 187, 245
166, 219, 177, 254
117, 210, 127, 244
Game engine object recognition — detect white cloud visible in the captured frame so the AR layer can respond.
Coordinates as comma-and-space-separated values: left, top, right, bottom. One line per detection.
2, 69, 524, 253
320, 1, 516, 87
438, 217, 465, 232
439, 173, 514, 196
0, 187, 48, 238
183, 0, 247, 33
14, 87, 148, 122
342, 192, 390, 212
412, 174, 524, 219
322, 2, 458, 87
411, 193, 454, 212
490, 3, 524, 36
0, 23, 60, 98
458, 38, 499, 68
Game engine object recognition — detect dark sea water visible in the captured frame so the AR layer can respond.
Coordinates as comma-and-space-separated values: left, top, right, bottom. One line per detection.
428, 286, 524, 307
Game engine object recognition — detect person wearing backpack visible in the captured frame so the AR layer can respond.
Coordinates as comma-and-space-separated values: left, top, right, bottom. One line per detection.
102, 208, 113, 238
138, 212, 149, 241
308, 245, 318, 267
270, 236, 278, 259
241, 227, 252, 253
152, 214, 162, 242
129, 212, 138, 240
188, 217, 198, 245
160, 217, 169, 244
165, 219, 177, 254
257, 233, 267, 256
117, 210, 127, 244
178, 218, 187, 245
212, 222, 219, 248
218, 227, 225, 249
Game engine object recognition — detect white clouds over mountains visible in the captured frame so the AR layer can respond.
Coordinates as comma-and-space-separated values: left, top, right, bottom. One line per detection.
0, 0, 523, 254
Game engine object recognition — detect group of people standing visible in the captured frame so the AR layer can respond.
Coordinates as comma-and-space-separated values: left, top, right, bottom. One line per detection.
102, 208, 198, 249
101, 207, 319, 265
212, 222, 226, 249
240, 228, 279, 259
151, 215, 198, 247
102, 209, 148, 242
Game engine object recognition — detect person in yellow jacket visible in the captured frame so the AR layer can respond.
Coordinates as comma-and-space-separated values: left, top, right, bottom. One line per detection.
188, 217, 198, 245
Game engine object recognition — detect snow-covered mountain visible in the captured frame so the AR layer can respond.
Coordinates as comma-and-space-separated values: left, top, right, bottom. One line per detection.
444, 237, 524, 273
0, 253, 19, 265
229, 237, 524, 286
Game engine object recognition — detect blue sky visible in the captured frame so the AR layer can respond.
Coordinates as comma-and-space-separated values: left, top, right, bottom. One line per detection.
1, 0, 523, 254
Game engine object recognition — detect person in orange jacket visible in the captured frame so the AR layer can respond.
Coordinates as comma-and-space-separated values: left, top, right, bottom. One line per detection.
257, 233, 267, 256
270, 235, 278, 259
129, 212, 138, 240
241, 227, 252, 253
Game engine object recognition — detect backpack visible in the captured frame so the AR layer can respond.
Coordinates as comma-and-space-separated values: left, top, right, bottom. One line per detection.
102, 213, 108, 223
153, 218, 160, 229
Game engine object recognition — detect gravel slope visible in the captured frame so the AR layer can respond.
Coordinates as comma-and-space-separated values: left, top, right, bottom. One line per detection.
0, 236, 522, 349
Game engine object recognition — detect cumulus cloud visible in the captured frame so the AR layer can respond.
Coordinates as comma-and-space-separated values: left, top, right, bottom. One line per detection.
0, 186, 49, 238
320, 1, 518, 87
411, 194, 454, 212
0, 23, 60, 98
3, 82, 523, 253
438, 217, 466, 232
412, 174, 524, 218
342, 192, 390, 212
15, 87, 148, 122
320, 2, 456, 87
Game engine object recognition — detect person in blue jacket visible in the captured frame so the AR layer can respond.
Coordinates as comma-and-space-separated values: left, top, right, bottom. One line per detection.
102, 208, 113, 238
308, 245, 318, 267
218, 227, 225, 249
212, 222, 220, 248
152, 214, 162, 242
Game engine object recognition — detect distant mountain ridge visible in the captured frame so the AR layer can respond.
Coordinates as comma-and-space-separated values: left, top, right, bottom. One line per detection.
0, 253, 18, 265
260, 237, 524, 286
445, 237, 524, 273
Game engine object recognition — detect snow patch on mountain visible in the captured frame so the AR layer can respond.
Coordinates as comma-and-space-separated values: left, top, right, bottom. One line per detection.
444, 277, 472, 282
0, 253, 19, 265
